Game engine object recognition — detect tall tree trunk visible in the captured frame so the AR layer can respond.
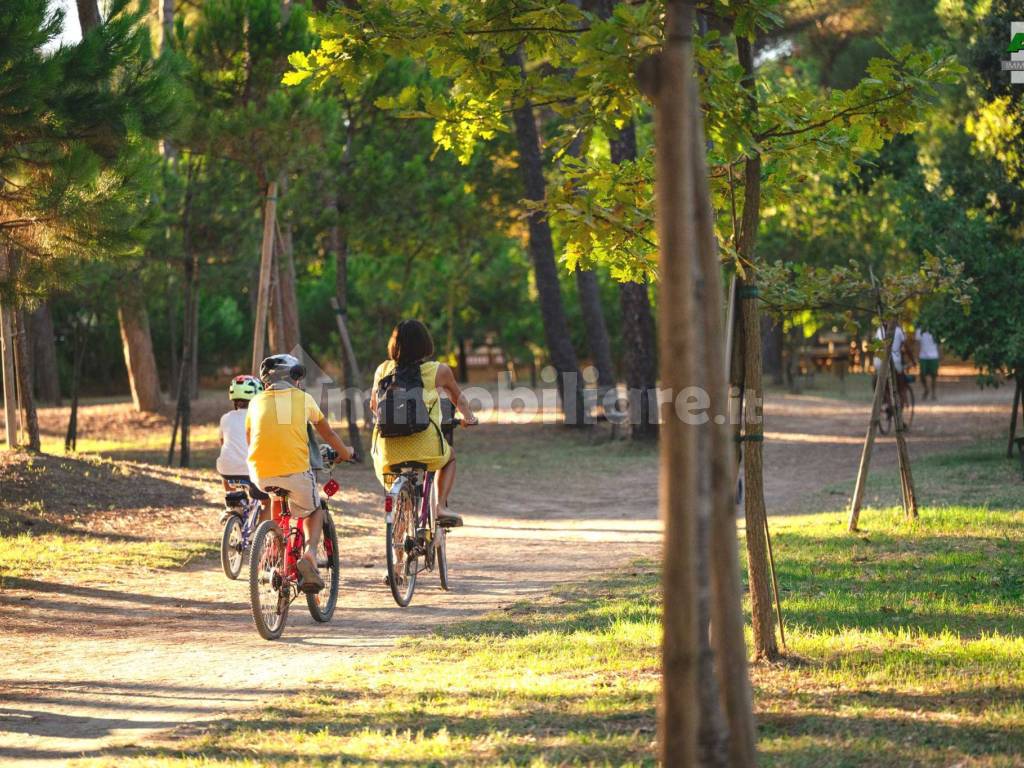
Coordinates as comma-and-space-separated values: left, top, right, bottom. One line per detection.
30, 303, 61, 405
269, 256, 287, 352
276, 179, 302, 351
648, 2, 700, 762
508, 49, 584, 425
10, 264, 40, 451
609, 122, 658, 440
118, 295, 163, 412
190, 281, 200, 400
575, 268, 616, 397
689, 59, 759, 768
252, 181, 278, 374
735, 33, 780, 662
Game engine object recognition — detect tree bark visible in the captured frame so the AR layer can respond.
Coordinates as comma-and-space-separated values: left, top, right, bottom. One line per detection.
650, 2, 700, 762
30, 303, 61, 405
118, 295, 163, 412
0, 295, 17, 449
508, 49, 584, 425
609, 122, 658, 440
252, 181, 278, 374
276, 210, 302, 351
735, 33, 780, 662
575, 267, 616, 396
13, 308, 40, 451
75, 0, 102, 31
689, 61, 759, 768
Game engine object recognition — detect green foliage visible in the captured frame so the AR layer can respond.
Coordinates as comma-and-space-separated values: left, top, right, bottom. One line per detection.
0, 0, 183, 297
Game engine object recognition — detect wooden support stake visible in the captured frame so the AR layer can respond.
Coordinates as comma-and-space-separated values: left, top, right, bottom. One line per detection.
252, 181, 278, 375
848, 319, 895, 532
1008, 377, 1021, 459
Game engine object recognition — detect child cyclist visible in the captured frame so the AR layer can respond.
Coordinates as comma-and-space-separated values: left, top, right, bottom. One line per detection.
216, 375, 269, 516
246, 354, 353, 593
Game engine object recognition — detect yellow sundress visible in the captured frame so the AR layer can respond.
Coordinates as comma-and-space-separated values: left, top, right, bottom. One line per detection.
370, 359, 452, 488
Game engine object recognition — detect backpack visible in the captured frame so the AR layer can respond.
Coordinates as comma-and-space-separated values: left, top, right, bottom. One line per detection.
375, 362, 431, 437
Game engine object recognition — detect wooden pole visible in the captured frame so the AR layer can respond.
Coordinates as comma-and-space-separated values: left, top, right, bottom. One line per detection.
689, 71, 758, 768
252, 181, 278, 374
848, 319, 895, 531
0, 248, 18, 449
646, 1, 700, 762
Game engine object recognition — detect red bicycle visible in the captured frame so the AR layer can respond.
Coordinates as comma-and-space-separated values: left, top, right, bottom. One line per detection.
248, 457, 344, 640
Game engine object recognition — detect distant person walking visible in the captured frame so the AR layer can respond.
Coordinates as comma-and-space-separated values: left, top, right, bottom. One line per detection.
916, 325, 940, 400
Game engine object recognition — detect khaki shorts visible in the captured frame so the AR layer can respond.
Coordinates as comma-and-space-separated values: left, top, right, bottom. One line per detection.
254, 469, 319, 518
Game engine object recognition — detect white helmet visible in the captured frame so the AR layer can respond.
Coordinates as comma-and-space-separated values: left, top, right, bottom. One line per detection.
259, 354, 305, 386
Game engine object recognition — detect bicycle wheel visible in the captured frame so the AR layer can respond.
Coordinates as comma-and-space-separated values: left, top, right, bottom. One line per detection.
901, 387, 915, 431
220, 514, 244, 580
878, 402, 893, 435
386, 483, 417, 607
307, 510, 340, 622
436, 527, 449, 591
249, 520, 289, 640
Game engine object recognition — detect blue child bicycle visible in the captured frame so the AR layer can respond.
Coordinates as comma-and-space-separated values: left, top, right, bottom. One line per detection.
220, 482, 263, 580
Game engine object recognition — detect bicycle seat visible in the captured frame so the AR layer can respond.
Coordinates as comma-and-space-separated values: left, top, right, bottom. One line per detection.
389, 461, 428, 472
264, 486, 290, 497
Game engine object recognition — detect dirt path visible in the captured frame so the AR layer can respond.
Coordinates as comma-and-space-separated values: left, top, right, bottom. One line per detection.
0, 380, 1012, 766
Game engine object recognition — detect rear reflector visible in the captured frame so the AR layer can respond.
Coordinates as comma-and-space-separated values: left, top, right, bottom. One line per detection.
384, 495, 393, 513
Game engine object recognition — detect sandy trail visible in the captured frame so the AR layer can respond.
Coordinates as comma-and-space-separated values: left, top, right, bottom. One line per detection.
0, 380, 1012, 765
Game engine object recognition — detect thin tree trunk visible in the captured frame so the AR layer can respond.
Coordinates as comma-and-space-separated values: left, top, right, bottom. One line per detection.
508, 49, 584, 425
65, 321, 86, 453
609, 123, 658, 440
1, 297, 17, 449
1008, 376, 1021, 458
689, 64, 759, 768
849, 320, 894, 531
762, 316, 783, 386
13, 309, 40, 452
252, 181, 278, 374
575, 267, 616, 397
734, 33, 780, 663
168, 282, 179, 401
647, 2, 700, 762
328, 217, 365, 460
275, 188, 302, 351
30, 303, 61, 405
269, 254, 287, 352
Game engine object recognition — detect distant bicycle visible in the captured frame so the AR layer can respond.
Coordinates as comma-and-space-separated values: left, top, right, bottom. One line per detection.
880, 372, 915, 435
248, 449, 348, 640
220, 482, 262, 580
383, 421, 460, 607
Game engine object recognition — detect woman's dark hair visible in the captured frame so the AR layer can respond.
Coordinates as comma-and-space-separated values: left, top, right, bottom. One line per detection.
387, 319, 434, 365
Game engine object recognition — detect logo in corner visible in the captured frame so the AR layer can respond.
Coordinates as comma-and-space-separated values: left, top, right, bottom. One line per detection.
1002, 22, 1024, 83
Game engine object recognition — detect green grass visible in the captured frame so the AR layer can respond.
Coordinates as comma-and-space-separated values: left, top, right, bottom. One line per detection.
0, 532, 214, 583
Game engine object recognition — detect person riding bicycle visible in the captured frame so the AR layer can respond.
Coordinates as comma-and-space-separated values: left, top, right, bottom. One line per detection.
217, 375, 270, 516
873, 320, 916, 407
369, 320, 477, 527
247, 354, 353, 593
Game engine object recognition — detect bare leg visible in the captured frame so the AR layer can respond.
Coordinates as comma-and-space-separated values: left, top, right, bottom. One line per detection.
302, 505, 324, 562
930, 374, 938, 400
436, 451, 457, 509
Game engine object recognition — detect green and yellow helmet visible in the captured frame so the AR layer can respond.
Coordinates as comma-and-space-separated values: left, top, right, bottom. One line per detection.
228, 374, 263, 402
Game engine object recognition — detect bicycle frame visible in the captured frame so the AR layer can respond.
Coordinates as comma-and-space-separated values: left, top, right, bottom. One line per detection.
270, 497, 305, 589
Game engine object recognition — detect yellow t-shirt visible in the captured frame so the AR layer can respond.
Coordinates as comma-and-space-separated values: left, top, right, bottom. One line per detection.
246, 386, 324, 478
